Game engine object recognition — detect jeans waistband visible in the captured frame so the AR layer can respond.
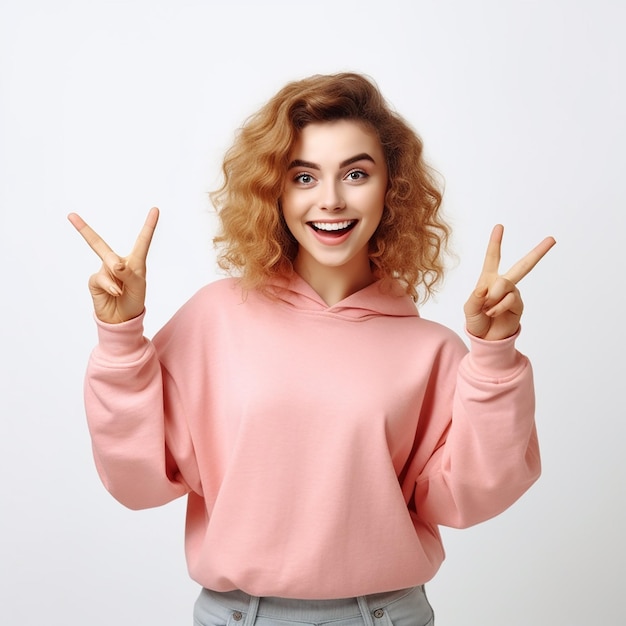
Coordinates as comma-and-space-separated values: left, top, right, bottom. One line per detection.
201, 586, 418, 625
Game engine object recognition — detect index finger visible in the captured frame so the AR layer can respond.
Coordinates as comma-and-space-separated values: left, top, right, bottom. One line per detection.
504, 236, 556, 284
67, 212, 116, 262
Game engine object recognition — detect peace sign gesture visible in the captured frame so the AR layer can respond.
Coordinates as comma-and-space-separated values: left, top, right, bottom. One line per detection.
67, 208, 160, 324
464, 225, 556, 341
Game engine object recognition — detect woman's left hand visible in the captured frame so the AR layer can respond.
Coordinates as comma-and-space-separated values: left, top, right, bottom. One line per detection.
464, 224, 556, 341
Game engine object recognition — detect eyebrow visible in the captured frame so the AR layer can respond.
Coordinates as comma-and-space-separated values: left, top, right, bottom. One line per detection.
287, 153, 376, 170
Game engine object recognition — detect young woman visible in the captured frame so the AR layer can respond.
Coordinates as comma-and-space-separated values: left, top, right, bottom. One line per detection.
69, 72, 555, 626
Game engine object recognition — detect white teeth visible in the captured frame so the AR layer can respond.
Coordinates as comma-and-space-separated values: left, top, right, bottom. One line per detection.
311, 220, 355, 231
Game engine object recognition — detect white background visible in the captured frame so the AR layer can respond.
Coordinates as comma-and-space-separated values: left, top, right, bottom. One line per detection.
1, 1, 624, 624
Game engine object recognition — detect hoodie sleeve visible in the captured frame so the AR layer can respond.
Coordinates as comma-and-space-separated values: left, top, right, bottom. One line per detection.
84, 311, 197, 510
409, 329, 540, 529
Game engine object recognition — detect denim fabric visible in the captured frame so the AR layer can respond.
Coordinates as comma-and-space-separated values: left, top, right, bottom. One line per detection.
193, 585, 434, 626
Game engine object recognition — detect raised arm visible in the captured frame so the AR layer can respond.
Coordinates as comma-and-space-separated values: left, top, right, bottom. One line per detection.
67, 207, 159, 323
68, 208, 196, 509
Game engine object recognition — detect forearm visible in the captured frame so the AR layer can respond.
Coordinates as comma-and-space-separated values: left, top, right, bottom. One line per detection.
415, 331, 540, 528
85, 313, 190, 509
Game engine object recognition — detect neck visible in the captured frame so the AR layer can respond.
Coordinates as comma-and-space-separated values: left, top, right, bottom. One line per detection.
293, 253, 376, 306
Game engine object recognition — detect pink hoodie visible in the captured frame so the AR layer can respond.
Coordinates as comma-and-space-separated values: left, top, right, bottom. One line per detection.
84, 275, 539, 599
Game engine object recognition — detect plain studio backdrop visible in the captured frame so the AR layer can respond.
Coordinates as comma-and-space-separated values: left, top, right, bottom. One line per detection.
0, 1, 623, 624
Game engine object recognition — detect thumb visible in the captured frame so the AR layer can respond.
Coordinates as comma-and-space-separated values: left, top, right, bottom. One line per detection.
463, 286, 488, 317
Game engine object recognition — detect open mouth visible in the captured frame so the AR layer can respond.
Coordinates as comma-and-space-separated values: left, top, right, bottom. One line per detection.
308, 220, 357, 235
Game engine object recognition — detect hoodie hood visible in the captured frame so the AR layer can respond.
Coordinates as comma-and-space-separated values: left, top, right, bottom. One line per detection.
266, 273, 419, 321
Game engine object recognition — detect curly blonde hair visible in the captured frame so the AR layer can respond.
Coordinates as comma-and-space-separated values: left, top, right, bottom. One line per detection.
211, 72, 449, 301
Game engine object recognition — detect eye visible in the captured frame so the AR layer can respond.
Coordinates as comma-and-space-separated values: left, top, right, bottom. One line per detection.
345, 169, 368, 182
294, 172, 315, 185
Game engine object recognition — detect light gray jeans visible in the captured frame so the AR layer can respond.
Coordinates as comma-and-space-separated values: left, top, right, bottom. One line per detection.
193, 585, 434, 626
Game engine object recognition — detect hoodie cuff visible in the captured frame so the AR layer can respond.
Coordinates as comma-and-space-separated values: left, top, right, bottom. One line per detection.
464, 327, 525, 379
93, 310, 149, 360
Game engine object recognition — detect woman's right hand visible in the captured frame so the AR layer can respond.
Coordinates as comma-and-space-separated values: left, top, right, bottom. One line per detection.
67, 208, 160, 324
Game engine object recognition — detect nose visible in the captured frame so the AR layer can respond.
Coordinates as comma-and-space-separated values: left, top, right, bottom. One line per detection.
318, 180, 346, 212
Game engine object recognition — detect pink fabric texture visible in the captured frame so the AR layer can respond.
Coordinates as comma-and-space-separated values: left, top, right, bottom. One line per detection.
84, 275, 539, 599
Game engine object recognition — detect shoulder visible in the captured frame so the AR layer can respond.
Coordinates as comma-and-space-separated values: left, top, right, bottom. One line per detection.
191, 276, 244, 301
154, 278, 246, 343
410, 315, 469, 359
175, 277, 250, 316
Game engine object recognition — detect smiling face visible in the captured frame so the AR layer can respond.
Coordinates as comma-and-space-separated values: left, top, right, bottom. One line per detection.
281, 120, 388, 296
